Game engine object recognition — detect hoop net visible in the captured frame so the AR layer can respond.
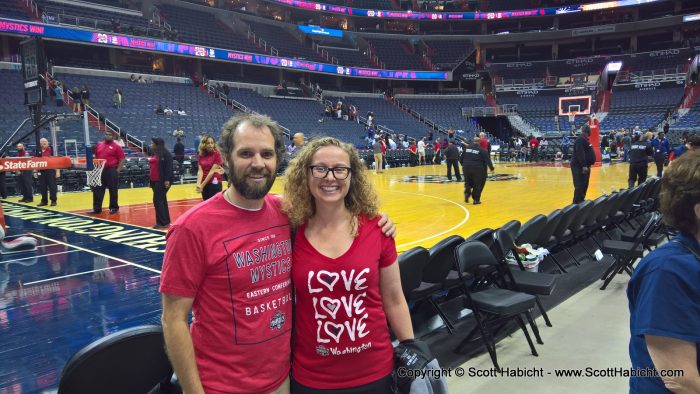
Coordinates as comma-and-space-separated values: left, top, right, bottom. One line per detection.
86, 159, 106, 187
568, 112, 577, 124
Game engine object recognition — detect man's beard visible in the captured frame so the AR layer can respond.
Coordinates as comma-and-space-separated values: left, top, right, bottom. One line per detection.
229, 167, 276, 200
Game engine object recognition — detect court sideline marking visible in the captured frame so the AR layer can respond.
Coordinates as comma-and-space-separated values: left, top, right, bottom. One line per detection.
24, 263, 131, 286
28, 232, 162, 274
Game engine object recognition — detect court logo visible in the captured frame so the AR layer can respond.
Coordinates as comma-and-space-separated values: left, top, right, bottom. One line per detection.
401, 174, 521, 183
269, 310, 286, 330
487, 173, 521, 181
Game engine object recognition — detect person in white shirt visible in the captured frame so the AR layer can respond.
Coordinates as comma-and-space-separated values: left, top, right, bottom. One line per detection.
173, 127, 185, 138
417, 137, 426, 165
164, 106, 173, 115
177, 108, 187, 116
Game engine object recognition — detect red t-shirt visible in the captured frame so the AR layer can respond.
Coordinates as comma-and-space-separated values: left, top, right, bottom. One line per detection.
434, 142, 441, 152
95, 141, 125, 169
408, 145, 417, 154
198, 151, 223, 185
40, 147, 52, 157
149, 156, 160, 182
17, 150, 28, 157
529, 138, 540, 148
480, 138, 489, 151
159, 193, 292, 394
292, 215, 398, 389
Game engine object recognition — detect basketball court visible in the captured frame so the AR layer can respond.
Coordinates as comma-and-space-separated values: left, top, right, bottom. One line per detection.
0, 160, 642, 392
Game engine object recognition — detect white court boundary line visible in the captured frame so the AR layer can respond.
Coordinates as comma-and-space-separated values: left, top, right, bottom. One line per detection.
1, 250, 78, 264
29, 233, 162, 274
24, 264, 130, 285
385, 190, 470, 250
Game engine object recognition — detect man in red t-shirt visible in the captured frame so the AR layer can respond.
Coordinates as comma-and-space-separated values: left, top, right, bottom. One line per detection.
36, 138, 59, 206
90, 133, 125, 214
160, 113, 293, 394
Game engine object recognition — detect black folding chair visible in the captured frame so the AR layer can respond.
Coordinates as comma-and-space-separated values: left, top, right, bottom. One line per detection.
600, 213, 662, 290
454, 241, 539, 371
492, 229, 558, 330
58, 325, 176, 394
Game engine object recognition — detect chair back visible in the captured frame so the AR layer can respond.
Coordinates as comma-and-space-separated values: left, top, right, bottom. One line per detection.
499, 220, 521, 242
466, 228, 494, 251
552, 204, 580, 239
455, 241, 500, 275
423, 235, 464, 283
58, 325, 173, 394
568, 200, 592, 233
535, 209, 561, 246
398, 247, 430, 299
516, 215, 547, 245
492, 228, 517, 262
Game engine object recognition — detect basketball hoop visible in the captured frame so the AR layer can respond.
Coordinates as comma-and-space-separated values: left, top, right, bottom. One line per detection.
86, 159, 106, 187
568, 111, 577, 124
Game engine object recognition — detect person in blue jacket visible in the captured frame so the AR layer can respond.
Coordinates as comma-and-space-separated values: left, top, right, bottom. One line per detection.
627, 150, 700, 393
650, 132, 671, 177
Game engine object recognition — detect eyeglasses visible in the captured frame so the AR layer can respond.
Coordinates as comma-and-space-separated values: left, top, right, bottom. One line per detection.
308, 165, 352, 180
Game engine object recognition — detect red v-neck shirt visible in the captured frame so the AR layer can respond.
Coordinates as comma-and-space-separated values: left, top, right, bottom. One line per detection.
291, 215, 398, 389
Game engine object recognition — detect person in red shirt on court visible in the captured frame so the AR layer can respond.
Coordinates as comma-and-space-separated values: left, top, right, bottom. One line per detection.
479, 132, 491, 153
36, 138, 59, 206
196, 135, 223, 200
90, 132, 125, 214
283, 137, 418, 393
528, 135, 540, 163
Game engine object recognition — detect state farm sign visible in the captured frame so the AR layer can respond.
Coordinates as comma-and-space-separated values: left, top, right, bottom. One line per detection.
0, 157, 72, 172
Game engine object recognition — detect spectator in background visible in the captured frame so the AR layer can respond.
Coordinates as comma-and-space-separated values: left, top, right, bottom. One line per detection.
177, 107, 187, 116
448, 128, 456, 142
417, 137, 426, 165
164, 106, 174, 116
112, 89, 122, 109
529, 135, 540, 162
155, 104, 165, 115
670, 134, 700, 163
54, 82, 63, 107
70, 87, 81, 113
196, 135, 223, 200
562, 133, 571, 160
80, 85, 90, 110
373, 137, 384, 174
37, 138, 61, 207
173, 127, 185, 139
173, 137, 185, 167
288, 133, 305, 156
149, 137, 174, 229
570, 125, 596, 204
479, 131, 490, 152
628, 132, 653, 188
627, 150, 700, 394
433, 137, 442, 164
129, 74, 137, 82
623, 130, 632, 162
651, 132, 671, 177
15, 143, 33, 203
444, 140, 461, 182
90, 133, 126, 214
408, 140, 417, 166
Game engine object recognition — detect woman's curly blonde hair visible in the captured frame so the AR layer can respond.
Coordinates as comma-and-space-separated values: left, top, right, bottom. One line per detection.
282, 137, 379, 229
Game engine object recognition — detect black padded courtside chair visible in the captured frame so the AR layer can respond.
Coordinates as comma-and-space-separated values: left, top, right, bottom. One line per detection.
58, 325, 176, 394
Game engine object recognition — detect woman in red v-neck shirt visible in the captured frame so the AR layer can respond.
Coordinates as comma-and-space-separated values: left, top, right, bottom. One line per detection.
283, 137, 414, 393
